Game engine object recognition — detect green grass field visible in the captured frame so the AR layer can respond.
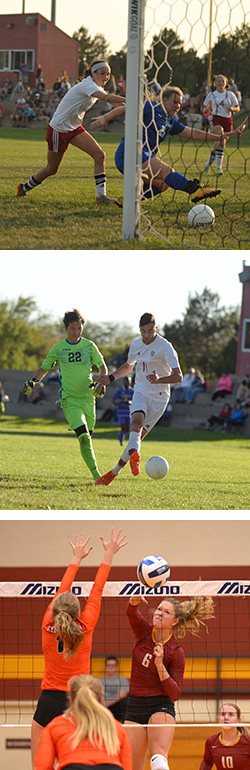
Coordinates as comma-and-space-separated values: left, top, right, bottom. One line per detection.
1, 123, 249, 249
0, 416, 249, 510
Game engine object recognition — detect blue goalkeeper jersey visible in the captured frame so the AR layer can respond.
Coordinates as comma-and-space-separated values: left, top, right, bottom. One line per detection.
143, 100, 186, 153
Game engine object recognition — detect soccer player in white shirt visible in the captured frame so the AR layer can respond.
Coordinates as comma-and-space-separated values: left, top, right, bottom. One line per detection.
95, 313, 182, 486
17, 60, 125, 205
203, 74, 239, 175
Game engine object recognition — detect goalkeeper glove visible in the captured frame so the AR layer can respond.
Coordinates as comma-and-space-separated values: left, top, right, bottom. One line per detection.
23, 378, 37, 395
89, 381, 106, 398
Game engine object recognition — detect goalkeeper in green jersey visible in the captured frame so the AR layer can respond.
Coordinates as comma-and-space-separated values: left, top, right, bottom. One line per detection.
23, 308, 107, 481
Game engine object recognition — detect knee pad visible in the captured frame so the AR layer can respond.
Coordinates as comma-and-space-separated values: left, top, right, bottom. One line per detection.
150, 755, 170, 770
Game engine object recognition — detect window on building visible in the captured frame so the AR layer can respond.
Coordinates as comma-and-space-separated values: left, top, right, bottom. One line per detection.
0, 51, 10, 70
0, 50, 35, 71
41, 23, 47, 31
242, 319, 250, 351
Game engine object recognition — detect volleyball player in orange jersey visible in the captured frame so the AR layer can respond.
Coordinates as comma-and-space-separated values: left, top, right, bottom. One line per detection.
35, 674, 132, 770
31, 528, 127, 768
124, 595, 215, 770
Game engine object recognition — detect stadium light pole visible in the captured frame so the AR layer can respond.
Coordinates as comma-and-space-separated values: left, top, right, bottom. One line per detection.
207, 0, 213, 85
122, 0, 145, 241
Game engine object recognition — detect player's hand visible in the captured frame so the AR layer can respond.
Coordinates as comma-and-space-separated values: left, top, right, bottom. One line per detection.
100, 527, 128, 564
129, 596, 148, 605
146, 370, 159, 383
89, 381, 106, 398
69, 533, 93, 565
91, 115, 106, 130
23, 378, 36, 394
153, 642, 164, 661
97, 374, 113, 386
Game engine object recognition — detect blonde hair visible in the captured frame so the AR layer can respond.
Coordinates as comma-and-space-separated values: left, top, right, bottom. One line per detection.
214, 74, 228, 86
65, 675, 120, 752
161, 597, 215, 639
52, 592, 84, 658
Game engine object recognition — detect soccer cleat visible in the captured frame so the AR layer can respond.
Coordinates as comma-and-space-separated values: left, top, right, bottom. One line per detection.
115, 196, 123, 208
130, 450, 141, 476
95, 470, 116, 486
17, 183, 26, 197
216, 169, 223, 175
96, 195, 119, 205
191, 186, 221, 203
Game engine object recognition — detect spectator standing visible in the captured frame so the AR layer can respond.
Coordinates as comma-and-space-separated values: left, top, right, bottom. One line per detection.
1, 77, 13, 97
21, 62, 29, 87
116, 74, 126, 95
236, 373, 250, 406
203, 74, 239, 174
101, 656, 130, 722
35, 64, 43, 86
211, 372, 233, 401
113, 376, 134, 445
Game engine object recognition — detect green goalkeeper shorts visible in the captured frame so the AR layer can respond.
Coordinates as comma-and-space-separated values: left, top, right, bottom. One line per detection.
61, 395, 96, 433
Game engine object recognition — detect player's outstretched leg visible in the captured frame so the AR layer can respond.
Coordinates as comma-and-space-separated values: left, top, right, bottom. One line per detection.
77, 432, 101, 481
95, 470, 116, 486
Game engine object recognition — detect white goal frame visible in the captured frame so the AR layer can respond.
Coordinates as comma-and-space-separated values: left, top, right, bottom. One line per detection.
122, 0, 145, 241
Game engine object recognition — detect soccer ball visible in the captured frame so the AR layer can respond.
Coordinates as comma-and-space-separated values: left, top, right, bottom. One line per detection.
188, 204, 215, 227
137, 555, 170, 588
145, 455, 169, 480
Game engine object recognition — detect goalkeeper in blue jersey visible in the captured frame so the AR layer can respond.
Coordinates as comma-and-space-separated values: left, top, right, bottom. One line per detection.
91, 84, 237, 205
23, 308, 107, 481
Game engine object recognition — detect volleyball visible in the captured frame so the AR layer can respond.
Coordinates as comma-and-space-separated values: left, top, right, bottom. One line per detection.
145, 455, 169, 480
188, 204, 215, 227
137, 555, 170, 588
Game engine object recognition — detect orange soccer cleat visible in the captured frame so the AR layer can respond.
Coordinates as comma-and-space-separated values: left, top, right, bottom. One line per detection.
95, 470, 116, 486
129, 450, 141, 476
17, 183, 26, 197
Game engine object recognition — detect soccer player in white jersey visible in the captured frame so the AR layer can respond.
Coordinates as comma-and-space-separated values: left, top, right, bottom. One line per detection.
95, 313, 182, 486
203, 74, 239, 175
17, 60, 125, 205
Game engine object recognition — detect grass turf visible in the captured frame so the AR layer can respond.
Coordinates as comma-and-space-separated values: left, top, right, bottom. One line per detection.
0, 416, 249, 510
1, 123, 250, 249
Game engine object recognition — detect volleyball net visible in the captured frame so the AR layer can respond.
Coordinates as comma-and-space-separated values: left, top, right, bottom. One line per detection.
123, 0, 250, 246
1, 578, 250, 727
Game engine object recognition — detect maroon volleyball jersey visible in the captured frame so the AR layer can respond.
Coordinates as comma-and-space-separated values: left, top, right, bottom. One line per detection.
126, 603, 185, 701
200, 732, 250, 770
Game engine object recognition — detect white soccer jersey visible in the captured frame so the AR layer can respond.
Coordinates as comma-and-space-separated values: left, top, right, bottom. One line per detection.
127, 333, 180, 398
49, 76, 106, 132
203, 89, 238, 118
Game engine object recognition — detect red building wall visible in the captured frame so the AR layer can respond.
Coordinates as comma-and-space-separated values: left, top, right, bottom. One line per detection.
0, 13, 79, 89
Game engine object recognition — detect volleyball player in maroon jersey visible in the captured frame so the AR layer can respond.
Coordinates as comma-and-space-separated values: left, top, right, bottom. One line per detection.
199, 703, 250, 770
124, 595, 215, 770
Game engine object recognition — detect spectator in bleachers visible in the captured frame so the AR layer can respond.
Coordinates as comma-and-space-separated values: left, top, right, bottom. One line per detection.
1, 77, 13, 98
61, 70, 71, 94
53, 77, 65, 99
228, 78, 239, 99
101, 655, 130, 723
183, 369, 206, 403
10, 97, 26, 127
204, 402, 232, 431
181, 87, 190, 113
116, 74, 126, 95
32, 93, 44, 118
222, 399, 246, 431
45, 94, 61, 120
236, 373, 250, 406
0, 97, 7, 126
22, 103, 37, 127
36, 77, 46, 94
211, 372, 233, 401
173, 367, 195, 402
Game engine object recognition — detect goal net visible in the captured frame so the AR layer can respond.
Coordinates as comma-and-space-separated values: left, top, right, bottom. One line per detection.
123, 0, 250, 247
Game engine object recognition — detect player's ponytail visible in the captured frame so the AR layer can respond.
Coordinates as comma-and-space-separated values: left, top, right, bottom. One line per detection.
52, 592, 84, 657
65, 675, 120, 752
167, 596, 215, 639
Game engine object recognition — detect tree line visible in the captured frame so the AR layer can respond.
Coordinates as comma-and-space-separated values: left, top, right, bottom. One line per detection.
72, 22, 250, 99
0, 291, 239, 378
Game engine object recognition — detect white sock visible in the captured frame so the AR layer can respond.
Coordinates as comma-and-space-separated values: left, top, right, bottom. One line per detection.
94, 173, 106, 198
128, 431, 141, 453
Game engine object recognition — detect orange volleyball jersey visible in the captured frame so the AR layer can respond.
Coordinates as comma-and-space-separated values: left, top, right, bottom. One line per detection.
41, 562, 110, 691
35, 713, 133, 770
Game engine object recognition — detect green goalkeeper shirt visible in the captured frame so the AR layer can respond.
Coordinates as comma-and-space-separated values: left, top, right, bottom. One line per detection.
41, 337, 105, 399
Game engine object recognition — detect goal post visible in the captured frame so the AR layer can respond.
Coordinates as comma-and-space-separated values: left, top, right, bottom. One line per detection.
122, 0, 145, 241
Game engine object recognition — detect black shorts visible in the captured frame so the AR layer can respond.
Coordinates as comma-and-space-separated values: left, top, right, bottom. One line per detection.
62, 766, 123, 770
33, 690, 69, 727
125, 694, 175, 725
